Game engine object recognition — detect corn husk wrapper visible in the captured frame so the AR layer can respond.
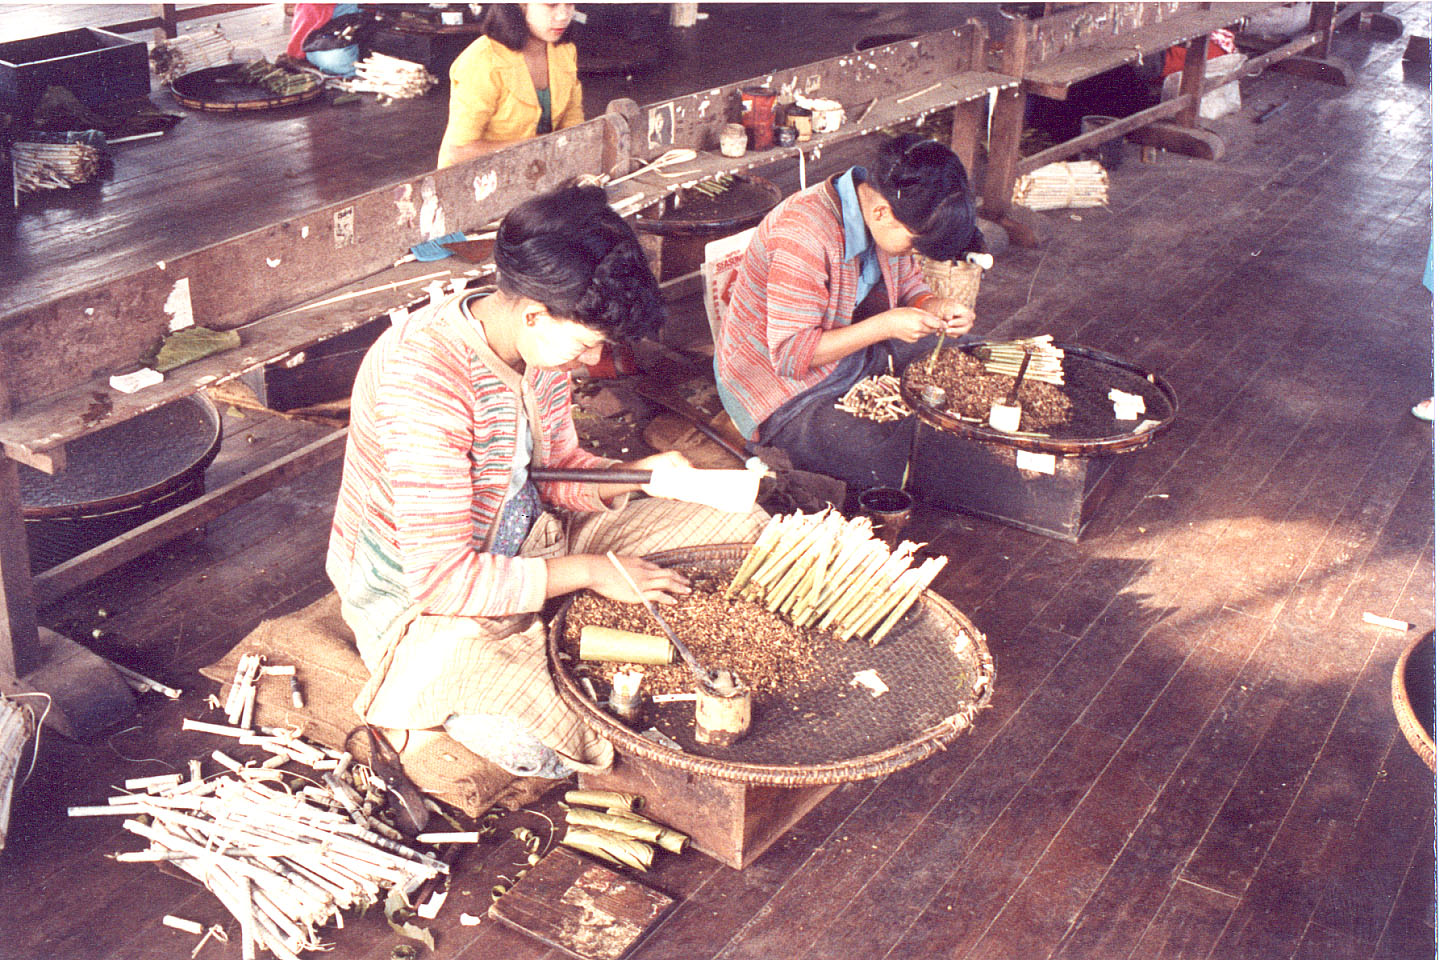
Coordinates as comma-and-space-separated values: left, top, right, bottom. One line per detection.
563, 790, 644, 812
561, 826, 655, 870
563, 807, 688, 854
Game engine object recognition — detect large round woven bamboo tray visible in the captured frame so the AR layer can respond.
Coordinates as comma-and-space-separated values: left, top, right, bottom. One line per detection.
19, 394, 222, 571
547, 543, 995, 786
1392, 630, 1435, 772
633, 174, 783, 238
171, 64, 324, 112
901, 341, 1179, 457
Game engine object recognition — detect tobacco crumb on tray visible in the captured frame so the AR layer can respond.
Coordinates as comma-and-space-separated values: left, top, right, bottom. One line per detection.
560, 573, 836, 704
904, 348, 1073, 432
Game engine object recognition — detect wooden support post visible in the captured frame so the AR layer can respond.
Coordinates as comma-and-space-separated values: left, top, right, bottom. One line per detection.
1270, 2, 1355, 87
1310, 1, 1338, 59
0, 378, 134, 740
949, 21, 989, 180
151, 3, 178, 39
602, 98, 642, 181
0, 458, 133, 741
981, 16, 1043, 248
0, 459, 39, 680
1175, 34, 1209, 129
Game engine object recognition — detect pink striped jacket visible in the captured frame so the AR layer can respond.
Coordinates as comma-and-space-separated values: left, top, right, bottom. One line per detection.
713, 177, 933, 439
326, 291, 617, 646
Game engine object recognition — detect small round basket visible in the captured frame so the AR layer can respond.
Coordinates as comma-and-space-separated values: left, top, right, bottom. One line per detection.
548, 542, 995, 787
917, 256, 983, 312
1392, 630, 1435, 772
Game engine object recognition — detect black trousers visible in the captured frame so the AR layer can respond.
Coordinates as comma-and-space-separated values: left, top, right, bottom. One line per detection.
757, 335, 975, 502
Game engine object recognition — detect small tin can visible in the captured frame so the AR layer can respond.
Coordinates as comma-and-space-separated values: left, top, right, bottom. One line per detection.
775, 125, 798, 147
719, 122, 747, 158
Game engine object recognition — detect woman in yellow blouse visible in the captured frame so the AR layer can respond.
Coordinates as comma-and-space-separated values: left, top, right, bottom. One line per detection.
437, 3, 584, 168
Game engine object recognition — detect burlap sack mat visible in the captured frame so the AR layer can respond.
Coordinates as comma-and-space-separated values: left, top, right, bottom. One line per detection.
201, 591, 557, 815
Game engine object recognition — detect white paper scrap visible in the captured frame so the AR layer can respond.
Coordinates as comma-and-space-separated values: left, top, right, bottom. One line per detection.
416, 889, 448, 920
1015, 449, 1057, 475
110, 368, 164, 393
850, 669, 889, 697
1109, 388, 1145, 421
459, 913, 482, 926
163, 276, 194, 331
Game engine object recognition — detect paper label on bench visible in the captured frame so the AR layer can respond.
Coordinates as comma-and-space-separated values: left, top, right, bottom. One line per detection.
110, 368, 164, 394
164, 277, 194, 331
1015, 449, 1056, 474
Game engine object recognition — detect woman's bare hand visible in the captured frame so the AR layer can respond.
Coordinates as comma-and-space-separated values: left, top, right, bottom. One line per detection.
588, 554, 691, 605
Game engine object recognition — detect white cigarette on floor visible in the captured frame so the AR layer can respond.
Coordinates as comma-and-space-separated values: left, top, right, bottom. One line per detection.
1362, 611, 1410, 631
124, 773, 183, 791
181, 718, 252, 738
414, 831, 482, 844
109, 131, 167, 144
162, 915, 205, 935
651, 692, 699, 703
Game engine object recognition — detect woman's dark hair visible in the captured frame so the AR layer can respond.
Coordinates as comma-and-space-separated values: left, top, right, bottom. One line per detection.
482, 3, 576, 51
493, 184, 664, 340
870, 133, 984, 261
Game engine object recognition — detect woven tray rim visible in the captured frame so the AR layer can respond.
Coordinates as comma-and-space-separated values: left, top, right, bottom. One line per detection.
547, 542, 995, 786
171, 63, 325, 112
901, 340, 1180, 457
1392, 630, 1435, 772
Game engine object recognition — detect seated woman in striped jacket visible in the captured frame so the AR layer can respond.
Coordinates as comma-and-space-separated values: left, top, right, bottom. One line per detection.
327, 184, 766, 785
713, 134, 985, 502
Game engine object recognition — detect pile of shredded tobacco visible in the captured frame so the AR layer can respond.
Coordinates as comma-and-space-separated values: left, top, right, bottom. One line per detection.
560, 572, 834, 699
904, 348, 1073, 432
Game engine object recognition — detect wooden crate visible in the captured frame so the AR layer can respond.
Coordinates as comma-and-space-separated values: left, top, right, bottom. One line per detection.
0, 28, 149, 117
581, 753, 836, 870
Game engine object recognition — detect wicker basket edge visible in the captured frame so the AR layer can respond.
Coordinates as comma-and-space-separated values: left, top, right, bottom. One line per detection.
548, 542, 996, 787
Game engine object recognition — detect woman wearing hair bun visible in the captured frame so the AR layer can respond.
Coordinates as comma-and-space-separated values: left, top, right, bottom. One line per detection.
438, 3, 585, 168
714, 133, 987, 502
328, 185, 766, 787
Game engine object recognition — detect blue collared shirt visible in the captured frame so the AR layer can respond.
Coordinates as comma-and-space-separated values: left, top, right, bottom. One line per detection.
836, 166, 881, 308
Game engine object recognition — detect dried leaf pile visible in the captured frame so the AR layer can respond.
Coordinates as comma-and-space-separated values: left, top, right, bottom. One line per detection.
905, 347, 1073, 433
563, 574, 828, 698
558, 790, 688, 872
237, 58, 321, 97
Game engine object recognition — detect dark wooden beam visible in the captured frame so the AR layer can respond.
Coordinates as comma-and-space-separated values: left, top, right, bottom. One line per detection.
33, 428, 349, 606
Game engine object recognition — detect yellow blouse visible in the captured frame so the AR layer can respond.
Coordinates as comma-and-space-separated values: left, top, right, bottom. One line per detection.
437, 36, 584, 168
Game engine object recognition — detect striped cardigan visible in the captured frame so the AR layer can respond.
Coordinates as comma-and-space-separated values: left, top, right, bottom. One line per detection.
326, 291, 618, 649
714, 175, 933, 440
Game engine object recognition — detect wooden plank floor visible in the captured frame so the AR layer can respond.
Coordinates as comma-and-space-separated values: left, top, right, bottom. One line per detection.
1, 4, 1435, 960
